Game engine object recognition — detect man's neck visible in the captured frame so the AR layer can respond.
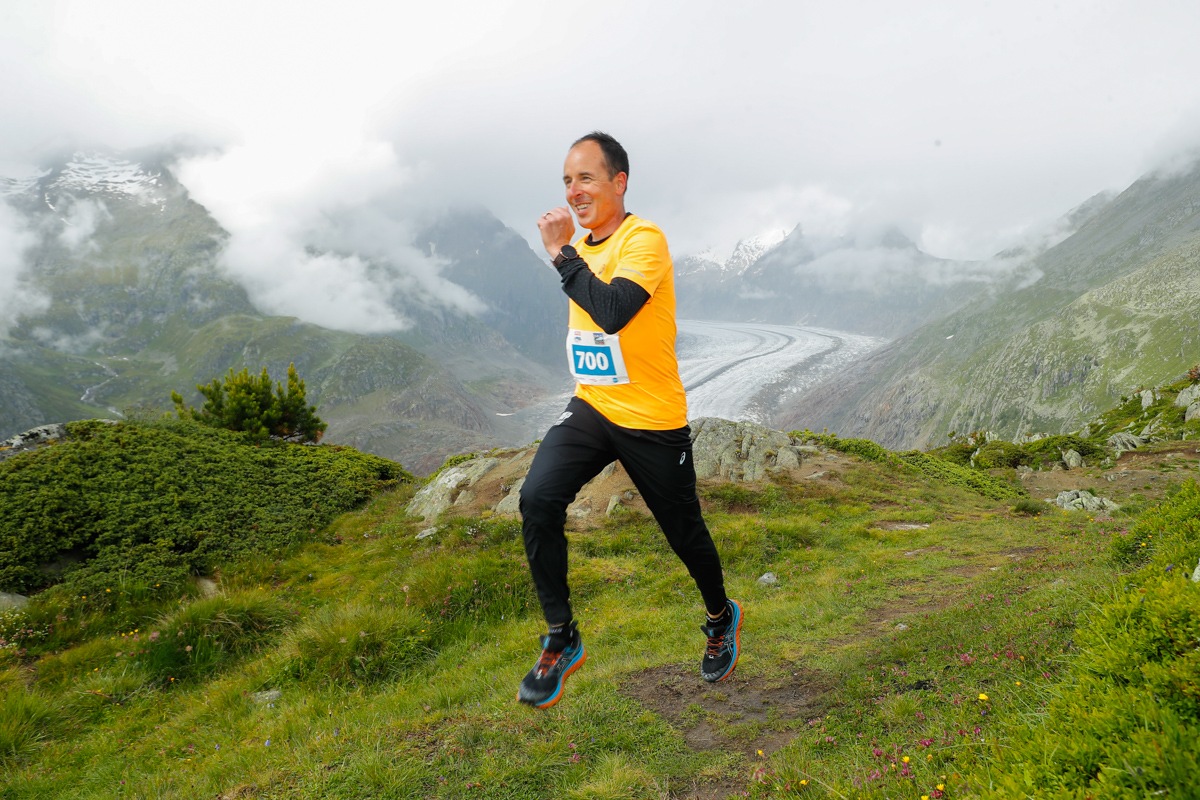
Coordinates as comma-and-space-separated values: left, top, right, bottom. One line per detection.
586, 211, 631, 245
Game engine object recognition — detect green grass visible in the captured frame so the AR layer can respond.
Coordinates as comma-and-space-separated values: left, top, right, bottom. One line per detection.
0, 438, 1195, 798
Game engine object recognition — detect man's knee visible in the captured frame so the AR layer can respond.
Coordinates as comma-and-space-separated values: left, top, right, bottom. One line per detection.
519, 474, 567, 529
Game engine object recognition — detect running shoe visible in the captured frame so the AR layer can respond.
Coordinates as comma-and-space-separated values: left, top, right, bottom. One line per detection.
700, 599, 742, 682
517, 622, 586, 709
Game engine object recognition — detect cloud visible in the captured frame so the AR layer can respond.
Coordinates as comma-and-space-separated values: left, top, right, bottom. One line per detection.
5, 0, 1200, 282
174, 137, 486, 334
56, 197, 111, 253
0, 202, 49, 338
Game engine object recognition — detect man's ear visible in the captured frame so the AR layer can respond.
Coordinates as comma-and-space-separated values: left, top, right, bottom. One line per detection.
614, 172, 628, 196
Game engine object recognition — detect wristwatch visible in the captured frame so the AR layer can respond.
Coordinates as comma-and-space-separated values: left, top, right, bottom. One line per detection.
552, 244, 578, 268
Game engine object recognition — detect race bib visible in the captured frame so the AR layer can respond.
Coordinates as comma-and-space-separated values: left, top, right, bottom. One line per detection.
566, 328, 630, 385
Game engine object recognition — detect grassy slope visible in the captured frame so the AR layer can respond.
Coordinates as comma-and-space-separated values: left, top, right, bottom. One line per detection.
7, 432, 1194, 799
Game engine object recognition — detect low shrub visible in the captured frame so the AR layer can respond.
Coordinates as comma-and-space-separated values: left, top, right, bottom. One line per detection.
0, 420, 410, 608
1012, 497, 1047, 516
971, 440, 1028, 469
796, 430, 1024, 500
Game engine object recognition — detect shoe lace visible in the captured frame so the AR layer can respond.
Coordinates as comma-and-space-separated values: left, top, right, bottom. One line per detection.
535, 648, 562, 675
705, 631, 726, 658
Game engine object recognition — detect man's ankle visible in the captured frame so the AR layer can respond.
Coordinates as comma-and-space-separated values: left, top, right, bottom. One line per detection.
545, 620, 576, 650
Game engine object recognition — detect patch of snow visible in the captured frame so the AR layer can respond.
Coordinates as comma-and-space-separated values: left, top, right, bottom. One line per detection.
50, 153, 162, 203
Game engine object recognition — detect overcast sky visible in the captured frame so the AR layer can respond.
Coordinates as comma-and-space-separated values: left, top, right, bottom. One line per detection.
4, 0, 1200, 267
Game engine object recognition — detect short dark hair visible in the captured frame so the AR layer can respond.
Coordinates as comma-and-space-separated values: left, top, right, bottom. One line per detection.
572, 131, 629, 180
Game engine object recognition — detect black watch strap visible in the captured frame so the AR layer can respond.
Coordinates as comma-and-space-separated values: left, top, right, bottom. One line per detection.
553, 244, 578, 268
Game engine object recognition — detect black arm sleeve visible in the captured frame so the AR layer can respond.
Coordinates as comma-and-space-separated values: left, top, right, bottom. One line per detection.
555, 255, 651, 335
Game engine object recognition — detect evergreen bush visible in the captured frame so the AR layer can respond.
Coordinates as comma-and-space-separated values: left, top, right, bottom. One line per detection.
172, 363, 326, 443
0, 420, 410, 604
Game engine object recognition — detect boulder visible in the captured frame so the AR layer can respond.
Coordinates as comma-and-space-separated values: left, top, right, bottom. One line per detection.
1187, 402, 1200, 423
0, 592, 29, 611
1054, 489, 1119, 513
690, 417, 806, 482
1107, 432, 1145, 455
406, 457, 499, 521
1140, 389, 1158, 409
494, 476, 525, 516
1175, 384, 1200, 409
1062, 449, 1083, 469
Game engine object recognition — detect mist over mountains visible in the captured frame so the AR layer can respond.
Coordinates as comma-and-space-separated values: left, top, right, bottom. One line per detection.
3, 146, 1198, 470
0, 150, 565, 473
778, 159, 1200, 447
674, 194, 1115, 339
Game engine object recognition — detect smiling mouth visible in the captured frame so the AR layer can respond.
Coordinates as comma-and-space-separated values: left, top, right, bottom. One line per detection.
573, 202, 591, 215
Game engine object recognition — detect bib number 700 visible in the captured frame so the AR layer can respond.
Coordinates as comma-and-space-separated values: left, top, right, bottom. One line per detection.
566, 329, 630, 385
575, 349, 611, 373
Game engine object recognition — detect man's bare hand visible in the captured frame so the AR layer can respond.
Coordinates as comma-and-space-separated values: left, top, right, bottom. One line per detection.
538, 207, 576, 260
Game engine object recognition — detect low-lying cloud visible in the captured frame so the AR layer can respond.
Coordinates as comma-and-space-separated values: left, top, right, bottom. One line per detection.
56, 197, 111, 253
174, 138, 487, 334
0, 202, 48, 339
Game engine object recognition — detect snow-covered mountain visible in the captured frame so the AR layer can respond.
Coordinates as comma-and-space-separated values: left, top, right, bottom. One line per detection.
2, 151, 166, 207
675, 223, 980, 337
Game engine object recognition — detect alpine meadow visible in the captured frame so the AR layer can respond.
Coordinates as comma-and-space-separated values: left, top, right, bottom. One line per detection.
2, 149, 1200, 798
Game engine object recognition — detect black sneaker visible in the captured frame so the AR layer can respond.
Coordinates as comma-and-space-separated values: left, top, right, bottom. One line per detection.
700, 599, 742, 682
517, 622, 586, 709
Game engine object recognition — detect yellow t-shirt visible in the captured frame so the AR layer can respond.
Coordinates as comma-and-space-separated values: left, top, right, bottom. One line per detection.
568, 215, 687, 429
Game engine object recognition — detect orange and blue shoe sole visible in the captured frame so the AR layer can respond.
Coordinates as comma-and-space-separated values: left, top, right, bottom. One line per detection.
520, 645, 587, 710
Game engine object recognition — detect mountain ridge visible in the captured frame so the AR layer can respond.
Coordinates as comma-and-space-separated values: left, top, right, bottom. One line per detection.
777, 160, 1200, 447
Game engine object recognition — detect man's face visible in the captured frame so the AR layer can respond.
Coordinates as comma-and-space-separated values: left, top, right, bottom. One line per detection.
563, 141, 626, 238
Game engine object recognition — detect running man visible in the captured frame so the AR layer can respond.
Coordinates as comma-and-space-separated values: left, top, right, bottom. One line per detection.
517, 131, 742, 709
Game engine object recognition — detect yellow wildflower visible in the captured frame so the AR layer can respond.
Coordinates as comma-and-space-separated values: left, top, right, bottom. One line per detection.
978, 693, 989, 701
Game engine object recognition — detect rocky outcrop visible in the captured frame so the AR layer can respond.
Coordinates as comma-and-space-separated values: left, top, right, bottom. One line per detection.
689, 417, 812, 482
1175, 385, 1200, 408
1062, 449, 1083, 469
1055, 489, 1118, 513
1177, 385, 1200, 422
1107, 431, 1146, 455
405, 418, 825, 523
405, 457, 500, 521
0, 423, 71, 463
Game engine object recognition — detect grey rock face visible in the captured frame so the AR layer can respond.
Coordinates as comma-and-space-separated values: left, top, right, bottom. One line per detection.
1107, 432, 1146, 455
689, 417, 806, 482
1175, 384, 1200, 408
406, 457, 499, 521
1187, 402, 1200, 423
0, 423, 70, 463
1055, 489, 1119, 513
1140, 389, 1158, 409
1062, 449, 1083, 469
494, 476, 525, 516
